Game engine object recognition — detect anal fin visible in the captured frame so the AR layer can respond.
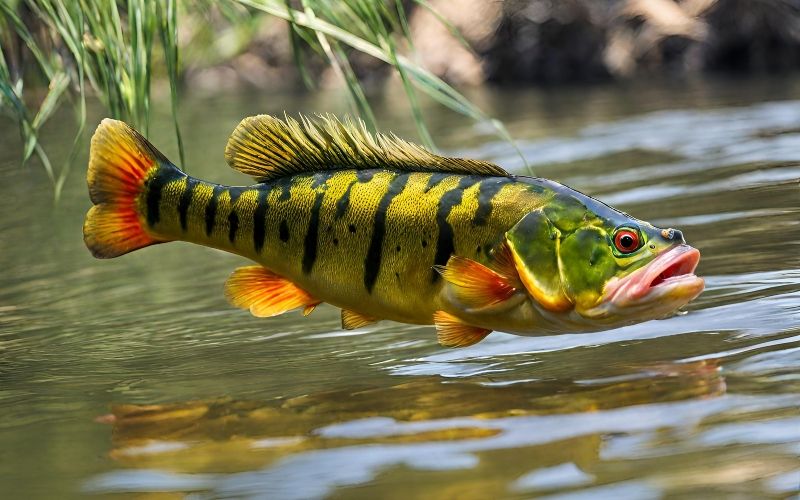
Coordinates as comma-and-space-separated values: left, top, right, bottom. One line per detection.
341, 309, 378, 330
433, 311, 491, 348
303, 303, 321, 316
225, 266, 319, 318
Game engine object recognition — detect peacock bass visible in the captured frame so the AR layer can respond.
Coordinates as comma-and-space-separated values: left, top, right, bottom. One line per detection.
84, 115, 704, 347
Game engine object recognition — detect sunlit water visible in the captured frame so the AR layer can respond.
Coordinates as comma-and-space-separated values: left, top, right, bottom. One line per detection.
1, 78, 799, 499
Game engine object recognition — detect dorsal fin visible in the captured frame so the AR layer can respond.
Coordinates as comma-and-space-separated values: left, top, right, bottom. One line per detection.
224, 114, 510, 182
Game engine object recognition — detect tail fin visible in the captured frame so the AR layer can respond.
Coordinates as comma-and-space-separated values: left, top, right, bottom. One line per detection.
84, 119, 173, 258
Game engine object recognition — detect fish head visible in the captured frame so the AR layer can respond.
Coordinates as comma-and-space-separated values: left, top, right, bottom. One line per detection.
505, 189, 704, 326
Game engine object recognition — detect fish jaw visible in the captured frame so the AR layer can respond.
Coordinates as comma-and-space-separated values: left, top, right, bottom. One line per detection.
583, 245, 705, 320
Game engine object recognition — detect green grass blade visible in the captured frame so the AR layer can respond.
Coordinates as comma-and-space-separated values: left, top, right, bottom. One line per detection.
284, 0, 316, 89
301, 2, 376, 131
31, 72, 69, 130
2, 0, 526, 197
55, 4, 88, 203
412, 0, 475, 54
157, 0, 185, 167
366, 3, 434, 149
0, 1, 55, 79
236, 0, 525, 166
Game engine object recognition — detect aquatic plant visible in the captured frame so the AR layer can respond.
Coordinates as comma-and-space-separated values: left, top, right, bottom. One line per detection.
0, 0, 516, 199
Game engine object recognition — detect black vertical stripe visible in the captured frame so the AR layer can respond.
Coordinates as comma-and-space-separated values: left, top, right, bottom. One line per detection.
311, 171, 334, 189
302, 190, 325, 274
279, 220, 290, 242
205, 185, 221, 236
473, 177, 510, 226
424, 172, 449, 193
335, 170, 375, 218
178, 177, 198, 231
335, 178, 357, 218
227, 188, 242, 243
364, 173, 410, 293
145, 166, 183, 227
228, 186, 245, 204
274, 176, 294, 201
432, 176, 480, 282
228, 211, 239, 243
356, 170, 376, 183
253, 189, 268, 254
145, 176, 164, 227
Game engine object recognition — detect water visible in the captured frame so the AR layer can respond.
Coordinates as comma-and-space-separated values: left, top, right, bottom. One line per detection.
1, 78, 798, 499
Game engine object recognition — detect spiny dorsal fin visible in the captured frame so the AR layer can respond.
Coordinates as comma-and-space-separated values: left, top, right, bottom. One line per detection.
341, 309, 379, 330
433, 311, 491, 348
224, 114, 510, 181
224, 265, 319, 318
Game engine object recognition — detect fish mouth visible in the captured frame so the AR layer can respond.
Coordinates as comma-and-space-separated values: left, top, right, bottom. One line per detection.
605, 245, 705, 309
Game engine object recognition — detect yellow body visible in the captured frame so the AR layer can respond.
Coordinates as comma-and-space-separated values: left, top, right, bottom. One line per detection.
141, 168, 546, 325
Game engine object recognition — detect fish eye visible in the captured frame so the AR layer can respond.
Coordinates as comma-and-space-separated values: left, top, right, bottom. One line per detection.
613, 228, 640, 254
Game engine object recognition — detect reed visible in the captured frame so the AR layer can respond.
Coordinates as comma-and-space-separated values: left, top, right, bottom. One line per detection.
0, 1, 519, 197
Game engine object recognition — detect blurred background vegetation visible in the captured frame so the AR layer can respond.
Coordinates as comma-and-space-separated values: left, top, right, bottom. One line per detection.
2, 0, 800, 197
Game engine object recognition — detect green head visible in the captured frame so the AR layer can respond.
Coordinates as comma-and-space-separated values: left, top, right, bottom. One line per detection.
506, 181, 704, 326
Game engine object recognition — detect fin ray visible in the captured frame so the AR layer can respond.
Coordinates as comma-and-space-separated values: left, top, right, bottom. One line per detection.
489, 241, 520, 284
435, 255, 520, 310
225, 266, 318, 318
224, 114, 510, 181
341, 309, 379, 330
433, 311, 491, 348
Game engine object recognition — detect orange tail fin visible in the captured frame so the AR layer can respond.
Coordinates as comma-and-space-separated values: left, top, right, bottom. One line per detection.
84, 119, 174, 258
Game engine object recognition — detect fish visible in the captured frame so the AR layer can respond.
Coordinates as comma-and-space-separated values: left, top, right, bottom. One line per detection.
83, 115, 704, 347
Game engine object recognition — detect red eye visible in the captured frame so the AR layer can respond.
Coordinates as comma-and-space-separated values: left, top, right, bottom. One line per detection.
614, 229, 640, 253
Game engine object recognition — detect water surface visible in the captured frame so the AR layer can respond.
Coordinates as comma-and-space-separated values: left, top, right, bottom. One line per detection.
1, 78, 799, 498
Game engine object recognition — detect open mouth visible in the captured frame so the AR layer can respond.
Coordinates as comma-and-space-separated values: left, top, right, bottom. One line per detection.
646, 246, 701, 289
607, 245, 703, 304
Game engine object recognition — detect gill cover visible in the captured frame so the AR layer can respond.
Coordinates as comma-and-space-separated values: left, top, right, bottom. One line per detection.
557, 224, 620, 312
505, 210, 572, 312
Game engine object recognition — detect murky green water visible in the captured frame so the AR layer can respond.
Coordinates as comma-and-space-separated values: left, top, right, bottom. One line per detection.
1, 78, 799, 499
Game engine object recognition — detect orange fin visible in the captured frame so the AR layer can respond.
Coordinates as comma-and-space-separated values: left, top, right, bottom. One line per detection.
303, 304, 320, 316
433, 311, 491, 348
490, 241, 520, 283
435, 255, 519, 309
224, 266, 318, 318
341, 309, 378, 330
84, 119, 174, 258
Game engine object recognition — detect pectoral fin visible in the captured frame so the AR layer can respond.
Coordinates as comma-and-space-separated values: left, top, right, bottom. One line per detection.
224, 266, 320, 318
434, 255, 521, 311
433, 311, 491, 348
341, 309, 378, 330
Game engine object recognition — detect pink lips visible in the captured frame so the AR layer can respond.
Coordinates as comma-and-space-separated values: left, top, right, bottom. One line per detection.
606, 245, 703, 305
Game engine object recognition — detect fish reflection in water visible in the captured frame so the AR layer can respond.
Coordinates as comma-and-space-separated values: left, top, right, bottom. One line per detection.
95, 359, 724, 488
